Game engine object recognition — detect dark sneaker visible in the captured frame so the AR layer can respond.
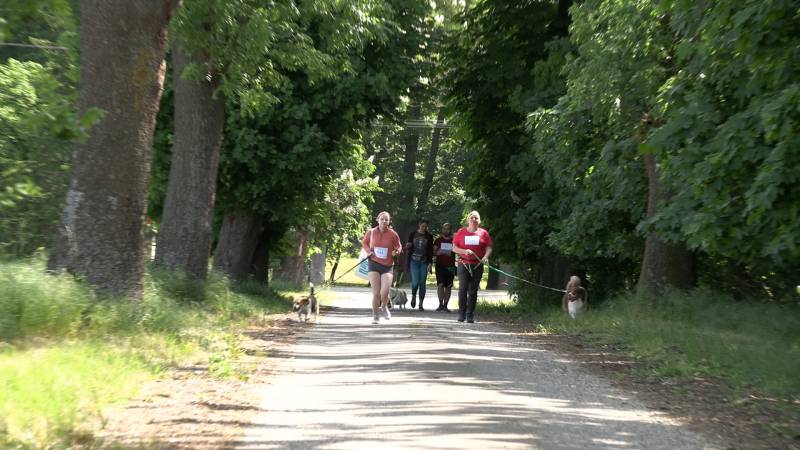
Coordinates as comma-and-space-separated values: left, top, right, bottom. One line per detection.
457, 314, 466, 322
410, 298, 416, 308
467, 319, 475, 323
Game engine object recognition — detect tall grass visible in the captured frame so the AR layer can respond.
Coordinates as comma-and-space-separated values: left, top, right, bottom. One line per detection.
485, 288, 800, 398
0, 258, 292, 448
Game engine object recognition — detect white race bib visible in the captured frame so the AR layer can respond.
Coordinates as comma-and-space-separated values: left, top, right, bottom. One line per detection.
439, 243, 453, 252
464, 235, 480, 246
374, 247, 388, 259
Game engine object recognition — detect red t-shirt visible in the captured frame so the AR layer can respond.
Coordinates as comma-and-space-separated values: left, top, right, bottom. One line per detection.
433, 235, 455, 267
362, 226, 402, 267
453, 227, 493, 265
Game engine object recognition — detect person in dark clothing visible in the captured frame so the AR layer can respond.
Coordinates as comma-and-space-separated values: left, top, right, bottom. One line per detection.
452, 211, 493, 323
433, 222, 456, 312
405, 219, 434, 310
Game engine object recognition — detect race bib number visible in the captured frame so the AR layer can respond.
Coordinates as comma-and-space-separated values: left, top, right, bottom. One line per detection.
439, 243, 453, 252
464, 235, 480, 246
374, 247, 388, 259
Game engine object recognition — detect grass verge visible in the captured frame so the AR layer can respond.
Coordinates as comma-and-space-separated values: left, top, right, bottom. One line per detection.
0, 258, 292, 449
481, 288, 800, 398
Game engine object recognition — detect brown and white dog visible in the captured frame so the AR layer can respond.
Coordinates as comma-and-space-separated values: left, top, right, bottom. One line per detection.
293, 283, 318, 322
561, 276, 588, 319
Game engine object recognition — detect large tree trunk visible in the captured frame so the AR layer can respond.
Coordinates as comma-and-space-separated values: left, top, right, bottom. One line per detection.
154, 46, 225, 279
212, 209, 262, 281
637, 153, 696, 290
274, 231, 308, 285
416, 108, 445, 217
48, 0, 181, 298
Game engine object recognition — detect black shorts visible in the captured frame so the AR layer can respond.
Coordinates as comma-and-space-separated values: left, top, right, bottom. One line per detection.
368, 259, 393, 275
435, 263, 455, 286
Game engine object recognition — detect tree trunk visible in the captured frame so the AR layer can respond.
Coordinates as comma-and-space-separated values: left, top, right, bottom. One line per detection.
370, 127, 390, 219
398, 103, 422, 239
486, 266, 500, 290
310, 252, 326, 285
275, 231, 308, 285
154, 45, 225, 279
47, 0, 181, 298
416, 108, 445, 217
248, 218, 271, 285
637, 153, 696, 290
536, 252, 576, 291
329, 250, 341, 283
212, 209, 262, 281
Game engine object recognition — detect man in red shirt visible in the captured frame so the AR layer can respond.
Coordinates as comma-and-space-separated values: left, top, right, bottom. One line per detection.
433, 222, 456, 312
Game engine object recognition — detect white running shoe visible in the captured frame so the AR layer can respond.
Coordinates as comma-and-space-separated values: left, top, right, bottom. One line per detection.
372, 316, 379, 324
380, 305, 391, 320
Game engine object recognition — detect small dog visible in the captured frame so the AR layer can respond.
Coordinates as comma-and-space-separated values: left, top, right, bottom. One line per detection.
293, 283, 318, 322
561, 276, 588, 319
389, 287, 408, 310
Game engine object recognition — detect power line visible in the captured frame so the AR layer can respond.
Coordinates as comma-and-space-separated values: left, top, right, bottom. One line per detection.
372, 120, 451, 129
0, 42, 69, 51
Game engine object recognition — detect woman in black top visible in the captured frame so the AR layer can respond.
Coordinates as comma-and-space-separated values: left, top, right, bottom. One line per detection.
405, 219, 433, 310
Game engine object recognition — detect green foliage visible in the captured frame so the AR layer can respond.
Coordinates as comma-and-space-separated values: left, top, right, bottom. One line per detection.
0, 2, 80, 257
444, 1, 567, 258
0, 58, 75, 256
212, 0, 430, 246
523, 0, 677, 294
644, 0, 800, 286
365, 116, 470, 234
169, 0, 390, 113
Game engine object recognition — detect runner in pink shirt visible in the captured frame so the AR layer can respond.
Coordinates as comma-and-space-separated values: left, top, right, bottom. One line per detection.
362, 211, 402, 324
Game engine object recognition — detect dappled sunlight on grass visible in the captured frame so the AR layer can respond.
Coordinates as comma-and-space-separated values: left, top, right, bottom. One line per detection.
0, 258, 293, 448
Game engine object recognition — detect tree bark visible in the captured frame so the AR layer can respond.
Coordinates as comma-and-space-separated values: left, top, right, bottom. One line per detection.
274, 231, 308, 285
154, 45, 225, 279
370, 127, 390, 219
536, 252, 576, 292
486, 266, 500, 290
310, 252, 326, 285
329, 250, 341, 283
248, 218, 271, 285
637, 153, 696, 291
398, 102, 422, 239
416, 108, 445, 217
212, 209, 262, 281
48, 0, 181, 298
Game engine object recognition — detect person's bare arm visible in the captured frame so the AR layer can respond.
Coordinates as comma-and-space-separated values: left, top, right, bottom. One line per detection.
481, 246, 493, 263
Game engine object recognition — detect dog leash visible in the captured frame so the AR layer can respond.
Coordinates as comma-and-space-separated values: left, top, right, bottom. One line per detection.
324, 256, 369, 287
461, 256, 565, 294
484, 263, 566, 293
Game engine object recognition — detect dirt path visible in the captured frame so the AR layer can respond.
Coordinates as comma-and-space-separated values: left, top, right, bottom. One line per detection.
232, 287, 716, 449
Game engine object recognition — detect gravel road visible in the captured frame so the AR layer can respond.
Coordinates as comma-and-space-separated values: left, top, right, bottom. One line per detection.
236, 287, 718, 450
